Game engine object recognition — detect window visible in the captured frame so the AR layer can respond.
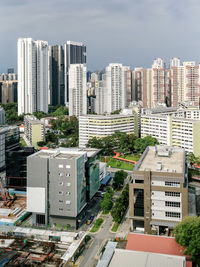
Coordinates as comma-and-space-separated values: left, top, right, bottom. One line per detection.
66, 192, 70, 195
59, 172, 64, 177
165, 192, 180, 197
66, 165, 70, 169
66, 183, 71, 187
59, 208, 63, 211
59, 200, 63, 203
58, 182, 64, 186
165, 201, 180, 207
66, 200, 71, 205
165, 212, 180, 218
58, 191, 63, 195
59, 164, 63, 168
165, 181, 180, 187
66, 173, 70, 177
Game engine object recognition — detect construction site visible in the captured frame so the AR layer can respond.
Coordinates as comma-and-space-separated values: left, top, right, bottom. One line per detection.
0, 173, 28, 227
0, 228, 87, 266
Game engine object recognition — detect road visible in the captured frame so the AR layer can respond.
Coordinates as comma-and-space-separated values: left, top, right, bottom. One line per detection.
79, 214, 115, 267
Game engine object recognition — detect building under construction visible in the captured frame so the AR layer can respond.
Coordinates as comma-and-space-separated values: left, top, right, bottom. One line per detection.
0, 228, 87, 266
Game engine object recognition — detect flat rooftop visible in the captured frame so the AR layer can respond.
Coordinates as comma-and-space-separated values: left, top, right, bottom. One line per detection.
109, 249, 186, 267
136, 146, 184, 173
31, 147, 100, 159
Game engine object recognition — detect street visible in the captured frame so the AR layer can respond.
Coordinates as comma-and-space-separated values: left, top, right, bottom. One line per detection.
79, 214, 115, 267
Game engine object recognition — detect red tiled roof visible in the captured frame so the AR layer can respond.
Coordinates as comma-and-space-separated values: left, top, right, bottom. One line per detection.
126, 233, 192, 267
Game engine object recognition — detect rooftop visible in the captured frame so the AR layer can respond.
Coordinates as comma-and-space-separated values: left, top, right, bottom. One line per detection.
109, 249, 186, 267
125, 233, 192, 267
30, 147, 100, 159
135, 146, 184, 173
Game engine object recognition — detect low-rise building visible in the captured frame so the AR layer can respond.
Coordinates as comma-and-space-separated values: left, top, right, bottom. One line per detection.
129, 145, 188, 234
27, 147, 100, 228
79, 109, 136, 148
24, 115, 45, 147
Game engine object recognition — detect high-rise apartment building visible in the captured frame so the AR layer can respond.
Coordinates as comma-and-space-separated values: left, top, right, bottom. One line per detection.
129, 145, 188, 234
68, 64, 87, 117
132, 68, 152, 108
64, 41, 86, 104
0, 81, 17, 104
105, 63, 130, 113
48, 45, 64, 106
17, 38, 48, 115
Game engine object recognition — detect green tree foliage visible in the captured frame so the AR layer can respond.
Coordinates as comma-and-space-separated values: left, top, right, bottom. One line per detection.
33, 111, 47, 120
111, 110, 121, 114
46, 131, 58, 144
87, 132, 137, 155
111, 185, 129, 223
134, 136, 159, 153
101, 187, 114, 213
113, 170, 128, 190
48, 105, 69, 116
174, 216, 200, 264
0, 103, 24, 124
187, 152, 200, 166
52, 106, 68, 116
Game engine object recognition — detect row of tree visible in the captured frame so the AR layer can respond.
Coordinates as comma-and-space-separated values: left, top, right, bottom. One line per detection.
87, 132, 159, 155
111, 184, 129, 223
101, 170, 128, 214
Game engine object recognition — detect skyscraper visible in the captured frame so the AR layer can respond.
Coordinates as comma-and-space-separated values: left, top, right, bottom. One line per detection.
68, 64, 87, 116
17, 38, 48, 115
64, 41, 86, 105
48, 45, 64, 105
105, 63, 130, 113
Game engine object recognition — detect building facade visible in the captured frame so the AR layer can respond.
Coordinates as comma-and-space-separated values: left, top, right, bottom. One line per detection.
79, 109, 136, 148
64, 41, 86, 104
105, 63, 130, 113
0, 81, 17, 104
48, 45, 64, 106
129, 146, 188, 234
27, 148, 100, 228
24, 115, 45, 147
141, 107, 200, 156
17, 38, 48, 115
68, 64, 87, 117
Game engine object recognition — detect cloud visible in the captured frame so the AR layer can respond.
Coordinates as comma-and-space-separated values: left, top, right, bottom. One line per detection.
0, 0, 200, 72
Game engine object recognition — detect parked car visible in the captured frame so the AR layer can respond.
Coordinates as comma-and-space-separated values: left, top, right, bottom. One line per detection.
86, 215, 95, 225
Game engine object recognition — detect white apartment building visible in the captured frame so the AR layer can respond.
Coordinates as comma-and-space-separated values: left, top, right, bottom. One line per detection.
17, 38, 48, 115
69, 64, 87, 117
79, 109, 136, 148
141, 108, 200, 156
105, 63, 130, 113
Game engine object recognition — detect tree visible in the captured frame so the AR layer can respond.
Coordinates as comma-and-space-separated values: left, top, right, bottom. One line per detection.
111, 185, 129, 223
134, 136, 159, 153
174, 216, 200, 264
0, 103, 24, 124
113, 170, 128, 190
87, 132, 138, 156
46, 132, 58, 144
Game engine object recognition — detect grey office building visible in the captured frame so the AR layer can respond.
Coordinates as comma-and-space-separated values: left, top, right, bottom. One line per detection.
27, 148, 100, 228
64, 41, 86, 104
48, 45, 64, 106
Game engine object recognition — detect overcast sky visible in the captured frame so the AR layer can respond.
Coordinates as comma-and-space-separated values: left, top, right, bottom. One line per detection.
0, 0, 200, 72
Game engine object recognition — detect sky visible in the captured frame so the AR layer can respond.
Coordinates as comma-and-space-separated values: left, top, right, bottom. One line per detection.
0, 0, 200, 72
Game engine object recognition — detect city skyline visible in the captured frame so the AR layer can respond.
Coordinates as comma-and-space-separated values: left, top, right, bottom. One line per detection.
1, 0, 200, 72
